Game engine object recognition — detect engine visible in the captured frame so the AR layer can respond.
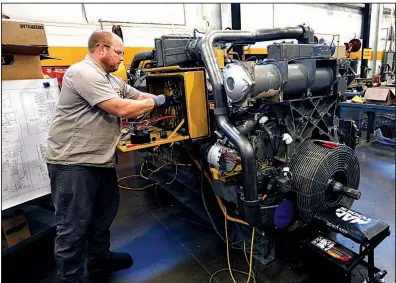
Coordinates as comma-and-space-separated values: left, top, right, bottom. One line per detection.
127, 25, 361, 230
203, 42, 360, 227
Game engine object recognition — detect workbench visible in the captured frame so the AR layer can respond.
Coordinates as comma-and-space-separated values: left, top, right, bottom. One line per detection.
339, 102, 396, 142
343, 90, 365, 99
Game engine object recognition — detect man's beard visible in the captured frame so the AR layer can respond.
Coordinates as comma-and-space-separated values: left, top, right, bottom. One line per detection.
101, 57, 119, 73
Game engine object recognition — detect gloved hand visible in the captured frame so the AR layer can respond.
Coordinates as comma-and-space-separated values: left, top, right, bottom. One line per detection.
170, 95, 182, 106
152, 94, 173, 109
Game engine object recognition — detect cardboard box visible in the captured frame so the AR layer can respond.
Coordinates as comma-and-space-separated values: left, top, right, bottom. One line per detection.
333, 45, 346, 59
2, 211, 31, 248
364, 88, 396, 105
2, 19, 48, 55
2, 54, 43, 80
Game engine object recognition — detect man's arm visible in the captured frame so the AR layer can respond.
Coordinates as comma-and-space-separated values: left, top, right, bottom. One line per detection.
100, 77, 171, 117
120, 80, 158, 100
137, 92, 157, 100
97, 97, 154, 118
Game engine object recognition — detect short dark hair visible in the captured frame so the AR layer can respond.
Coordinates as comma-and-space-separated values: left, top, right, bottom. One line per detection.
88, 30, 114, 53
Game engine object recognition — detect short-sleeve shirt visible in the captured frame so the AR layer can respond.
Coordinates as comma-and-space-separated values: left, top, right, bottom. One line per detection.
45, 55, 140, 167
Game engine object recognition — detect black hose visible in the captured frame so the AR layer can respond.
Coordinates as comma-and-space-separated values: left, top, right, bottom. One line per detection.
130, 51, 154, 70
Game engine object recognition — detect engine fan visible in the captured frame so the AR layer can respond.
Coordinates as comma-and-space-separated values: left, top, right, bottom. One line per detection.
290, 139, 360, 220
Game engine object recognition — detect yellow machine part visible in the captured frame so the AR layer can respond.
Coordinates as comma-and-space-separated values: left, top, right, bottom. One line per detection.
148, 69, 210, 139
210, 164, 242, 182
184, 71, 210, 139
113, 62, 128, 81
41, 46, 225, 77
117, 125, 190, 152
117, 68, 210, 152
209, 161, 268, 181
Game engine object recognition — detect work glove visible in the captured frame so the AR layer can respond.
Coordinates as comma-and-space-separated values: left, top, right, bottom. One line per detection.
152, 94, 173, 109
170, 95, 182, 106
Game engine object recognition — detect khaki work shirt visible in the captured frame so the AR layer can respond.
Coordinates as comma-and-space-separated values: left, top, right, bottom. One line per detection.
45, 55, 140, 167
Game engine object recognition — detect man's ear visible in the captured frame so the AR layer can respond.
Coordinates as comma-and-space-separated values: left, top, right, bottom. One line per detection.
98, 45, 105, 56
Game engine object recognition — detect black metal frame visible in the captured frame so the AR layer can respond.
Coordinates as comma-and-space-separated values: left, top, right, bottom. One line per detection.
307, 221, 390, 282
231, 3, 243, 59
360, 4, 372, 78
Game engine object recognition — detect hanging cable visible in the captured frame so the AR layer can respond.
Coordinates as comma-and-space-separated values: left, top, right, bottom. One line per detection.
244, 241, 255, 281
225, 212, 238, 283
246, 227, 255, 283
200, 162, 226, 243
224, 211, 256, 283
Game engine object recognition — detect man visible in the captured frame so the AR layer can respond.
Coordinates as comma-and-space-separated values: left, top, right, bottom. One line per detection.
45, 30, 171, 283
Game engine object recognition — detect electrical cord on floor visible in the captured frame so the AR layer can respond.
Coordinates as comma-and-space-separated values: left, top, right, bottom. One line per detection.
118, 176, 157, 191
209, 269, 256, 283
226, 212, 256, 283
209, 213, 256, 283
166, 164, 178, 185
194, 159, 256, 283
119, 157, 213, 229
120, 150, 257, 282
117, 162, 159, 191
118, 159, 181, 191
117, 171, 157, 191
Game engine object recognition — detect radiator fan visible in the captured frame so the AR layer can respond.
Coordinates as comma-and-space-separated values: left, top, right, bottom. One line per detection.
290, 140, 360, 220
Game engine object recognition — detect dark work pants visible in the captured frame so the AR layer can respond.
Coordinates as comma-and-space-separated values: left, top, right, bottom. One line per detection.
47, 164, 120, 281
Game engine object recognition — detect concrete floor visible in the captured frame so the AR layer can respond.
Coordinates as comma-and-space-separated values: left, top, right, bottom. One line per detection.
348, 142, 395, 282
2, 142, 394, 283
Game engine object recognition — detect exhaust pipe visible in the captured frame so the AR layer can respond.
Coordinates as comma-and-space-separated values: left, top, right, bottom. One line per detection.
196, 26, 312, 225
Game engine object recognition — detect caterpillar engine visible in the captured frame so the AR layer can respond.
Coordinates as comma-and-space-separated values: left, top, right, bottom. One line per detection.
124, 25, 361, 228
121, 25, 390, 282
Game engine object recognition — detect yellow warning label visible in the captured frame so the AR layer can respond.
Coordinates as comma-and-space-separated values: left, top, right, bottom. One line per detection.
363, 48, 372, 60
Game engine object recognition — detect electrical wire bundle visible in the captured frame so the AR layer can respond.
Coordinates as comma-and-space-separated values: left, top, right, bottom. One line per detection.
117, 146, 176, 191
127, 115, 177, 131
220, 148, 241, 166
164, 79, 185, 127
117, 147, 213, 229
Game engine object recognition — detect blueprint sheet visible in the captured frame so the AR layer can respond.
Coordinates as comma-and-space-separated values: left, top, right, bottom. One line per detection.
2, 78, 59, 210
